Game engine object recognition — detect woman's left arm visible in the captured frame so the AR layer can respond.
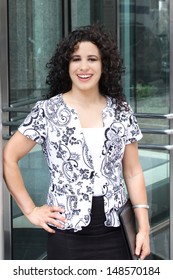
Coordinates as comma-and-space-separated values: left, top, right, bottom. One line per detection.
122, 142, 150, 260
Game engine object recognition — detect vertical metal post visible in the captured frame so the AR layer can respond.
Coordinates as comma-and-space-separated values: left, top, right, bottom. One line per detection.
116, 0, 120, 50
63, 0, 71, 36
0, 0, 5, 260
118, 0, 131, 102
169, 0, 173, 260
0, 0, 12, 259
0, 63, 4, 260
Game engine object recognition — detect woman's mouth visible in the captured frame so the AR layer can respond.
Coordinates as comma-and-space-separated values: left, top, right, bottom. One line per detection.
77, 74, 93, 81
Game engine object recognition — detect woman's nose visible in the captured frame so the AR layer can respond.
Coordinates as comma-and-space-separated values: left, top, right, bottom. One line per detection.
79, 60, 89, 71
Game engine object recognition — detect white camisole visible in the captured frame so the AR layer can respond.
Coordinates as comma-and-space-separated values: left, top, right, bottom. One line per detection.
82, 127, 105, 196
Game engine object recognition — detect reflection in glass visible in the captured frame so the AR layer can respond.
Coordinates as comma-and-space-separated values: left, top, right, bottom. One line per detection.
8, 0, 63, 260
120, 1, 170, 259
140, 149, 170, 259
120, 0, 170, 115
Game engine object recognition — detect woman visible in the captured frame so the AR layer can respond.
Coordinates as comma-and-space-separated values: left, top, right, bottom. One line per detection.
3, 24, 150, 260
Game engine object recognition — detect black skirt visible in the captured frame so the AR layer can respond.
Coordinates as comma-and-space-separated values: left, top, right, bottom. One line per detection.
47, 196, 131, 260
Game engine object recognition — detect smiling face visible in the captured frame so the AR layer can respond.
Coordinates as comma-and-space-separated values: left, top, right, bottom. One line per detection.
69, 41, 102, 94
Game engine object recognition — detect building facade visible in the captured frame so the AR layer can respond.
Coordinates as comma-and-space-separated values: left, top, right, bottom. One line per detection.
0, 0, 173, 259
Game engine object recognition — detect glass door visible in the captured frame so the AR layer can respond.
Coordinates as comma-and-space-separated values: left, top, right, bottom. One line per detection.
3, 0, 64, 260
119, 0, 172, 259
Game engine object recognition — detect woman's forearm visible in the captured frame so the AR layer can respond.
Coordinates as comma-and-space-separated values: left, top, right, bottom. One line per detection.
124, 171, 150, 232
3, 160, 36, 216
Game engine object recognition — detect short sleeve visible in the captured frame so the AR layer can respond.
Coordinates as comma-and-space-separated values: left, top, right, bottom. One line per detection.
125, 105, 143, 144
18, 100, 47, 145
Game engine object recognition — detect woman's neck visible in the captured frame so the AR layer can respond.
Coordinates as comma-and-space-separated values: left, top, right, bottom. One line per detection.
64, 89, 104, 106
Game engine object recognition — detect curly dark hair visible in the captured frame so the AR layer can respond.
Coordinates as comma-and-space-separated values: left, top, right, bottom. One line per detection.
45, 24, 126, 106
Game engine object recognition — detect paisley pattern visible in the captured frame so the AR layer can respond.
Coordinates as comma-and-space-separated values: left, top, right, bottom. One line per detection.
18, 94, 142, 231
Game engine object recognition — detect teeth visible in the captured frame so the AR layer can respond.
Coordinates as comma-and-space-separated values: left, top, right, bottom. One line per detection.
78, 75, 91, 79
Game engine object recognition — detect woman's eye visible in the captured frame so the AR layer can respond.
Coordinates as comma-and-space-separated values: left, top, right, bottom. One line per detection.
71, 57, 80, 62
88, 58, 97, 62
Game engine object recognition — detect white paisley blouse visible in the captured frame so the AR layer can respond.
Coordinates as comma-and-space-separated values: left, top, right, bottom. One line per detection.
18, 94, 142, 232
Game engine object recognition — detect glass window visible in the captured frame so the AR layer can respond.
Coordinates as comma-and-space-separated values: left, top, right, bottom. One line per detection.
8, 0, 63, 260
120, 0, 170, 259
71, 0, 117, 37
8, 0, 63, 134
120, 0, 170, 112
